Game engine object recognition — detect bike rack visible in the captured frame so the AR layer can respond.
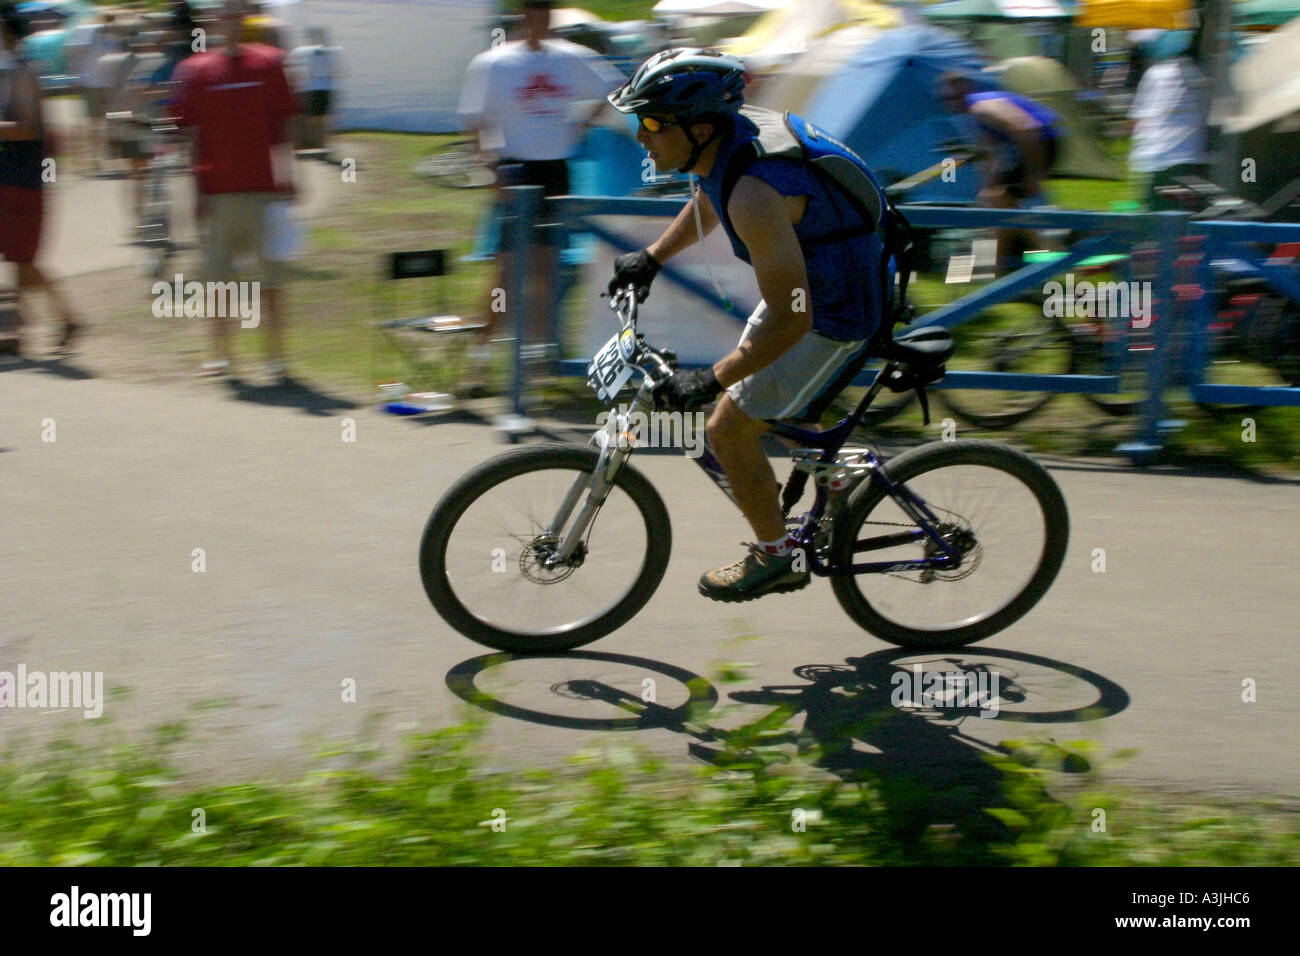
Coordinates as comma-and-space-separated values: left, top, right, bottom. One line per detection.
1184, 219, 1300, 410
498, 185, 1300, 463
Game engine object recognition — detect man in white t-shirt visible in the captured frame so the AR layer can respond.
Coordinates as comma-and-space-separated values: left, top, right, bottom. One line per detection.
289, 26, 342, 151
1128, 36, 1209, 211
457, 0, 623, 384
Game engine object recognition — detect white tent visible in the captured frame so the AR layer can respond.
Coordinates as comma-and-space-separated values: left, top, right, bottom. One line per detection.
652, 0, 787, 15
1223, 15, 1300, 134
278, 0, 495, 133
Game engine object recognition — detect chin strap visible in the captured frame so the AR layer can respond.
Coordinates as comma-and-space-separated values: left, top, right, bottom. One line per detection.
677, 117, 719, 176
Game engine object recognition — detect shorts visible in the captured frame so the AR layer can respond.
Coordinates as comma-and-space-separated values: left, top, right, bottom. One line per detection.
200, 192, 289, 289
997, 132, 1058, 200
0, 185, 44, 264
494, 158, 570, 196
726, 301, 867, 422
494, 158, 570, 248
307, 90, 332, 117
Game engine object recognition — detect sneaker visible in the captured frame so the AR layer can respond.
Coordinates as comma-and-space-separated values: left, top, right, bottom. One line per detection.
698, 543, 811, 603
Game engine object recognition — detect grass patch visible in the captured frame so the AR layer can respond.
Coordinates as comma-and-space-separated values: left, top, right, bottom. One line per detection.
2, 712, 1296, 866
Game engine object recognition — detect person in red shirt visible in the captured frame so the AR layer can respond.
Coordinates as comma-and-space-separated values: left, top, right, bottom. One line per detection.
173, 0, 297, 379
1, 1, 83, 356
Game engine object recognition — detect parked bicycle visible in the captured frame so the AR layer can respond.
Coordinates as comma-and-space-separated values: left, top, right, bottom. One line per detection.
108, 112, 193, 281
940, 176, 1300, 428
419, 287, 1069, 654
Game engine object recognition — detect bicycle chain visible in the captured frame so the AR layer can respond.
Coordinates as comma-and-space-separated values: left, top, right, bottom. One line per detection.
858, 506, 981, 583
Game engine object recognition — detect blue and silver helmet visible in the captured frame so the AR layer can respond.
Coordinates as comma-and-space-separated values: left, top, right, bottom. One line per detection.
608, 47, 746, 118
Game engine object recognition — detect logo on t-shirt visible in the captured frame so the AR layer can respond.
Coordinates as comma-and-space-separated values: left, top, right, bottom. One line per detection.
516, 72, 569, 110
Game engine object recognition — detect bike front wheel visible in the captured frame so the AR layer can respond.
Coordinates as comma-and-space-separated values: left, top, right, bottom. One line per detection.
419, 443, 671, 653
830, 440, 1068, 649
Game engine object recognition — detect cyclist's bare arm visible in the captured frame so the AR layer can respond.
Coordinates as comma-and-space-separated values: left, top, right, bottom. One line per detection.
712, 175, 812, 389
647, 184, 720, 263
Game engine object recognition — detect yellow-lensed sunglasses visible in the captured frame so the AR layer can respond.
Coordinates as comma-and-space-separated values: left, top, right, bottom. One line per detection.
637, 115, 679, 133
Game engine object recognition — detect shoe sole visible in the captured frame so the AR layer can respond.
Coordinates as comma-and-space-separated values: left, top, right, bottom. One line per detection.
697, 575, 811, 604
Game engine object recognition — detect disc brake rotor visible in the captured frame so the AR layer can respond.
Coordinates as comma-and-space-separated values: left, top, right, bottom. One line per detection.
519, 537, 585, 585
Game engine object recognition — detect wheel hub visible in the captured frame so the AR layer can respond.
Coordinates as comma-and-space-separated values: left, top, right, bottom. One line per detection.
519, 537, 584, 584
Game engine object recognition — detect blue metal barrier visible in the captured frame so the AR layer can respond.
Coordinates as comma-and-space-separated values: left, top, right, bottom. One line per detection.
1183, 220, 1300, 412
497, 185, 1300, 461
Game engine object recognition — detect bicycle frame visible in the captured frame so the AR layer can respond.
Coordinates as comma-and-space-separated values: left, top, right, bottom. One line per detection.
539, 292, 965, 579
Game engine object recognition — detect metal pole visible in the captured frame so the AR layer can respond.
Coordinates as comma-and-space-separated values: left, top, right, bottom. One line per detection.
497, 184, 542, 440
1120, 211, 1189, 464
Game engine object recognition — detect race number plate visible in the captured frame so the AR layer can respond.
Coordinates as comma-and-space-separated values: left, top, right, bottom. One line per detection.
586, 331, 636, 404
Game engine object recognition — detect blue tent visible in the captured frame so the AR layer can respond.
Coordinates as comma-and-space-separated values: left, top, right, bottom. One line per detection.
802, 25, 995, 204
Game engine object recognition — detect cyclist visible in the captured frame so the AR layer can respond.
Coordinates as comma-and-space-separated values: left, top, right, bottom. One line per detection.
606, 48, 889, 603
938, 72, 1060, 272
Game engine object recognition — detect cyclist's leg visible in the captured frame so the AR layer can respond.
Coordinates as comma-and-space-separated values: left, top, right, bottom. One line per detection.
709, 306, 865, 540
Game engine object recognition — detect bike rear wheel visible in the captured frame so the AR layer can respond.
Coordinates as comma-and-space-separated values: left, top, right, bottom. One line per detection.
830, 440, 1068, 649
419, 443, 671, 653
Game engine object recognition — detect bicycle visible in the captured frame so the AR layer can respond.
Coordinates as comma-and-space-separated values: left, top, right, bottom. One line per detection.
410, 139, 497, 189
1064, 176, 1300, 420
419, 287, 1070, 654
109, 112, 193, 281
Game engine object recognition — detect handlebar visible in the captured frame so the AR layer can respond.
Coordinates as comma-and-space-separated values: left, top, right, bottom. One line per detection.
603, 285, 676, 386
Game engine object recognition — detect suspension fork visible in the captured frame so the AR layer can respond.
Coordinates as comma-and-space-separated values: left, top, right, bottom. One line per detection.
547, 386, 656, 563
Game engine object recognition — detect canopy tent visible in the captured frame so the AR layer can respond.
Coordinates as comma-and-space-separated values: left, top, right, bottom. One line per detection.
1220, 15, 1300, 214
922, 0, 1070, 19
724, 0, 901, 65
794, 25, 995, 202
550, 7, 605, 29
1234, 0, 1300, 27
277, 0, 495, 133
651, 0, 784, 13
750, 22, 886, 109
1073, 0, 1194, 29
987, 55, 1123, 177
1223, 14, 1300, 132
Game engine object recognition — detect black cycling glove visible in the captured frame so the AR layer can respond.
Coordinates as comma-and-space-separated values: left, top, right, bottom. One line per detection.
608, 249, 662, 302
655, 366, 722, 413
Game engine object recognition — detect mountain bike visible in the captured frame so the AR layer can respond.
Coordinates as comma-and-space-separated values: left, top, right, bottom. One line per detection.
419, 288, 1069, 654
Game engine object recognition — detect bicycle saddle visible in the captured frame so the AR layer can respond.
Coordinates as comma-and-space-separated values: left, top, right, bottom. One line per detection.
885, 325, 955, 368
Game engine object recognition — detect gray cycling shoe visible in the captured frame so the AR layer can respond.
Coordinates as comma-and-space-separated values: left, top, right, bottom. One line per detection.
698, 543, 811, 603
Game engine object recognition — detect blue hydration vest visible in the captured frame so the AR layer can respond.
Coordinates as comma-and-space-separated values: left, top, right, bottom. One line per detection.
698, 107, 903, 343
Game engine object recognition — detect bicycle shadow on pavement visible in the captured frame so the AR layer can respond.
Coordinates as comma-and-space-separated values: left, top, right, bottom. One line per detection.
445, 646, 1130, 863
223, 375, 356, 417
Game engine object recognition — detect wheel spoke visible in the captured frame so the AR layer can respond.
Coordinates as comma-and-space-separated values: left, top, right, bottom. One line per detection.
833, 442, 1067, 648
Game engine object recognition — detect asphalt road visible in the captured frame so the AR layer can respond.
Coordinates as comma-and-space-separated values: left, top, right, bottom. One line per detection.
2, 364, 1297, 804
